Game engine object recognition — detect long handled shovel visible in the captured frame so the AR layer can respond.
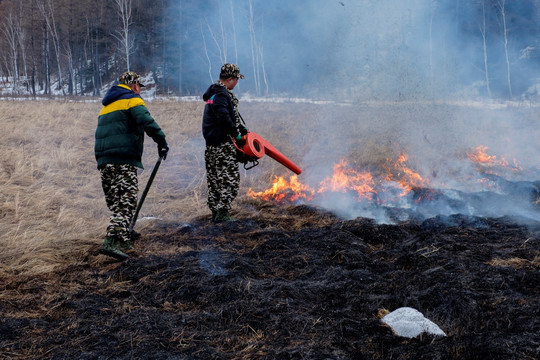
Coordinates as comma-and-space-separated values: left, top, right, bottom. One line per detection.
128, 155, 163, 235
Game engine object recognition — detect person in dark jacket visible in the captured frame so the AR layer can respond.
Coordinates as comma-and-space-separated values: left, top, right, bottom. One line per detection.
95, 71, 169, 260
202, 64, 247, 222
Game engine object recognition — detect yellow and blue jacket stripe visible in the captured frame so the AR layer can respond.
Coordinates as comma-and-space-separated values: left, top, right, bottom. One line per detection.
95, 84, 167, 169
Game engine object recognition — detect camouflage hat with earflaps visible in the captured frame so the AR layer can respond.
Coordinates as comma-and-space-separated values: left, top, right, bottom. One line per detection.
119, 71, 145, 87
220, 64, 245, 79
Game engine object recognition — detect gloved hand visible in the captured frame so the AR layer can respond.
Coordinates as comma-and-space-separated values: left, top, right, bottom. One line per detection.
236, 138, 246, 148
158, 145, 169, 160
235, 134, 246, 148
239, 126, 249, 136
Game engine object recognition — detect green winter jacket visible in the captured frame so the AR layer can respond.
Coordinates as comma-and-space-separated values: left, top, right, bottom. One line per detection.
95, 84, 167, 169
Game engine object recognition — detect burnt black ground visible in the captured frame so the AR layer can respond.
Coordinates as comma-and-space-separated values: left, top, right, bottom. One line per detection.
1, 200, 539, 359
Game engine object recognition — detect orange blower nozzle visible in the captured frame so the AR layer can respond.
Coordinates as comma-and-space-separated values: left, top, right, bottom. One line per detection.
234, 132, 302, 175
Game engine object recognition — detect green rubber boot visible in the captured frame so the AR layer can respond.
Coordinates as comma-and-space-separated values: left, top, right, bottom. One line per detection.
99, 237, 129, 261
118, 239, 134, 253
215, 209, 235, 222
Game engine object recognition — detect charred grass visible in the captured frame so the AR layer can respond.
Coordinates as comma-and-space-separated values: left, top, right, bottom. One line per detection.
0, 100, 539, 359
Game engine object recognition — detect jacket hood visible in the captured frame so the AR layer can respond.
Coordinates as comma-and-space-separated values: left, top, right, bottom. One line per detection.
102, 84, 139, 106
202, 83, 227, 102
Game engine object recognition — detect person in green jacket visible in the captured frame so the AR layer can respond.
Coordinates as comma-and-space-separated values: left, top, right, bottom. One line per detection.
95, 71, 169, 260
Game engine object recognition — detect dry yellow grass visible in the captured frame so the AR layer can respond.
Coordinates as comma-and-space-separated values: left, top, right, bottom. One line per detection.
0, 101, 106, 276
487, 255, 540, 269
0, 99, 304, 278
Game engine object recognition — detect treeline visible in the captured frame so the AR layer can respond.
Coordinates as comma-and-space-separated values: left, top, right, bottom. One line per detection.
0, 0, 243, 97
0, 0, 177, 96
1, 0, 540, 99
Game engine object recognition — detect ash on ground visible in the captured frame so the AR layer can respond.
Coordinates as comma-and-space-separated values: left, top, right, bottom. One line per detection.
1, 200, 539, 359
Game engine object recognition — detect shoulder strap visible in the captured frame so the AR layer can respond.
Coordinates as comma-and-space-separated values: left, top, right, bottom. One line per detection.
206, 94, 217, 116
206, 94, 216, 104
238, 112, 247, 126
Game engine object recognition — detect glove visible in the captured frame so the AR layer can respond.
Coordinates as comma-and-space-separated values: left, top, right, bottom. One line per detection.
239, 126, 249, 136
236, 138, 246, 148
158, 145, 169, 160
235, 134, 246, 148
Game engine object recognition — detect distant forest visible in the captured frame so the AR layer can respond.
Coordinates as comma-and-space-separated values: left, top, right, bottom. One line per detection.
1, 0, 540, 99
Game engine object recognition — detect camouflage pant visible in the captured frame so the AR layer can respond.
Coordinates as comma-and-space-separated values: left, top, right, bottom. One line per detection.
99, 164, 138, 242
205, 142, 239, 212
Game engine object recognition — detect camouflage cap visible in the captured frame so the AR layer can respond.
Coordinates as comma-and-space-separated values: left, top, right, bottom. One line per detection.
220, 63, 245, 79
119, 71, 145, 87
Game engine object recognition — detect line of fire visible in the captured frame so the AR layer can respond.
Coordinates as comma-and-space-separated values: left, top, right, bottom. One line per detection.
247, 144, 540, 222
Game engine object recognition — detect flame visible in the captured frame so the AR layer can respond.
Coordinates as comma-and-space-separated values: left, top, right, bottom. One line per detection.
467, 145, 523, 178
248, 145, 527, 205
247, 175, 315, 202
467, 145, 524, 172
317, 159, 375, 200
389, 154, 429, 194
248, 154, 428, 204
467, 146, 508, 167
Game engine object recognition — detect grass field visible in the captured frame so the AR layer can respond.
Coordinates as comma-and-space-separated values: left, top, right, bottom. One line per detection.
1, 99, 539, 359
0, 99, 302, 278
0, 100, 535, 275
2, 98, 540, 278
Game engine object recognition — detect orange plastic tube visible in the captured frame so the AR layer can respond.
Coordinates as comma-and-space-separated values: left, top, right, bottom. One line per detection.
239, 132, 265, 159
235, 132, 302, 174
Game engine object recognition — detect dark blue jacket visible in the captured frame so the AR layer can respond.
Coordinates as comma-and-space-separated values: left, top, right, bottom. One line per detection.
202, 84, 240, 146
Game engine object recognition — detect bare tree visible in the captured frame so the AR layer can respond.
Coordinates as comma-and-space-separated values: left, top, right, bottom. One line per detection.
201, 1, 241, 83
64, 44, 75, 94
13, 0, 29, 91
247, 0, 268, 96
85, 2, 108, 96
200, 21, 213, 83
204, 15, 227, 65
28, 0, 39, 95
64, 0, 75, 95
63, 0, 89, 95
1, 12, 20, 93
113, 0, 135, 71
256, 38, 269, 95
1, 52, 10, 84
42, 21, 51, 94
497, 0, 512, 97
480, 0, 492, 97
37, 0, 64, 94
247, 0, 259, 95
229, 0, 238, 64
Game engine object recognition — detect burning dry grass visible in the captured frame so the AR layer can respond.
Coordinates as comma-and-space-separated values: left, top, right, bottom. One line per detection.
1, 98, 539, 276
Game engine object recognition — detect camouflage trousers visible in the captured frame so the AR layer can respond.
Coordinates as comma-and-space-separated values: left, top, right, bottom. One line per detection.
205, 142, 240, 212
99, 164, 138, 242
